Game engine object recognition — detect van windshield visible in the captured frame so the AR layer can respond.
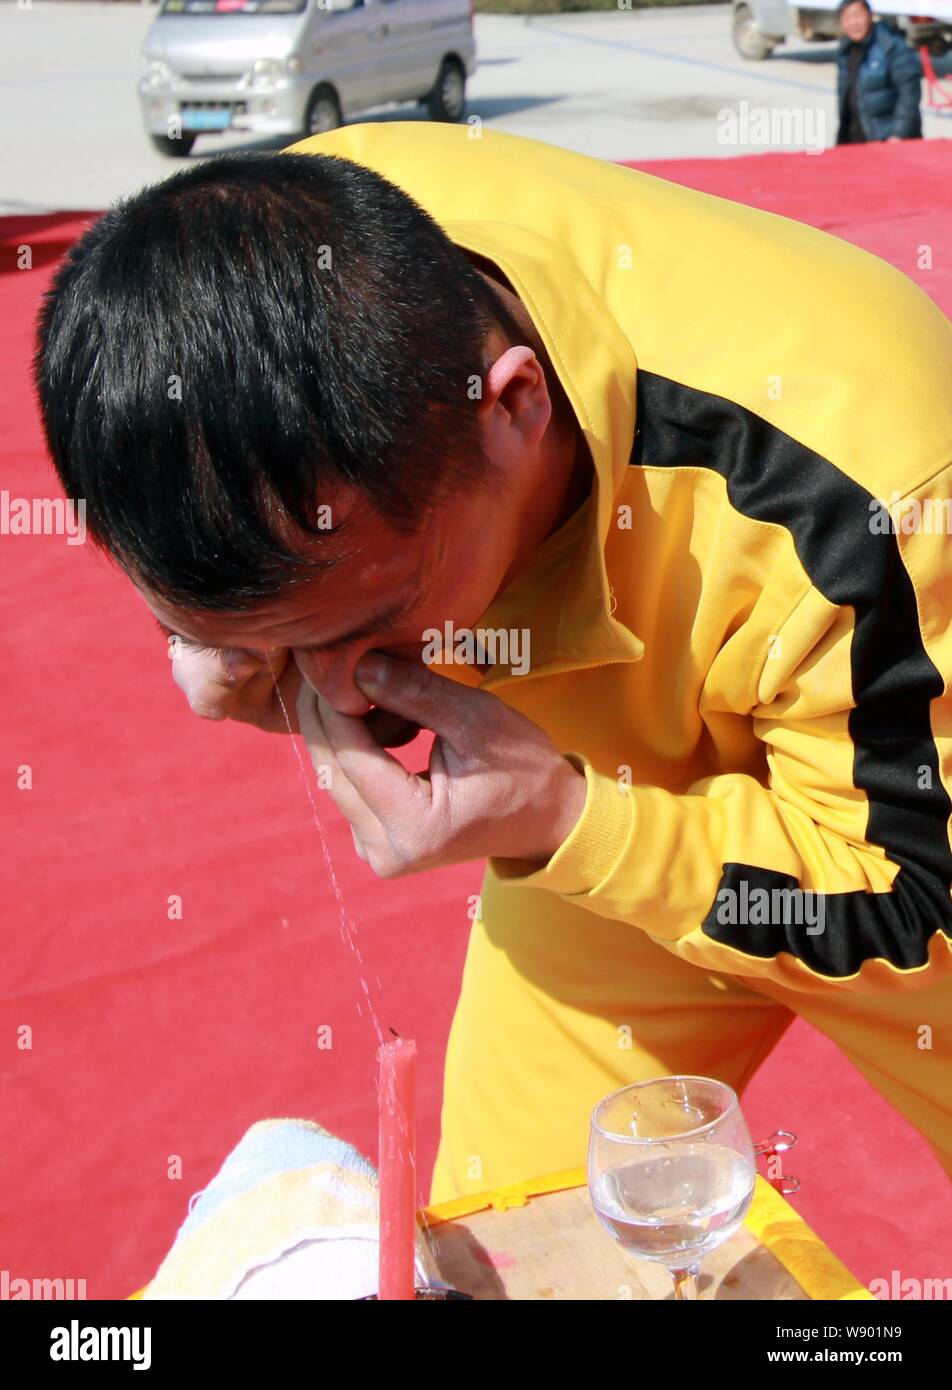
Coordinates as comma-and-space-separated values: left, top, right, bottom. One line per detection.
160, 0, 308, 13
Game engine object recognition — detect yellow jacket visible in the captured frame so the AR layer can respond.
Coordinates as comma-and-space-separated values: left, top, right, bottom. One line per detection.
287, 123, 952, 998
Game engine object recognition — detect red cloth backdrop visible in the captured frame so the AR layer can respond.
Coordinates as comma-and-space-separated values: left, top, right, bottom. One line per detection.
2, 142, 951, 1297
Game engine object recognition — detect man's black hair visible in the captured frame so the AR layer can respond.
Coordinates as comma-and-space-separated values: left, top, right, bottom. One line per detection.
33, 150, 504, 611
837, 0, 872, 13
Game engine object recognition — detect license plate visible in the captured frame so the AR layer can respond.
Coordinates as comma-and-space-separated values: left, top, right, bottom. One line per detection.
181, 108, 231, 131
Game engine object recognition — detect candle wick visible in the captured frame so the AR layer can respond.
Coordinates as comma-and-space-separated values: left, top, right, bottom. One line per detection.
388, 1027, 400, 1038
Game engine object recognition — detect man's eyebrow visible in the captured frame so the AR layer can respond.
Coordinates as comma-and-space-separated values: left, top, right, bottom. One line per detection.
152, 615, 214, 650
150, 594, 419, 653
295, 593, 420, 654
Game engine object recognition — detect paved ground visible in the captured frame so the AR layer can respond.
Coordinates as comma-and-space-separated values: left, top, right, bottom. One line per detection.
2, 1, 950, 213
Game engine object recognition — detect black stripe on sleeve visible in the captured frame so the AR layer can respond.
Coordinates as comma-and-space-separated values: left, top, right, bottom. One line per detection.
631, 370, 952, 977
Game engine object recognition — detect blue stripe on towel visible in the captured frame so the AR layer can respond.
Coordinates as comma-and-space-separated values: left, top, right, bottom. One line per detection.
175, 1120, 378, 1242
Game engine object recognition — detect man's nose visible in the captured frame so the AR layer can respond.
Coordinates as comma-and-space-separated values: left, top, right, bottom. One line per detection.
292, 647, 375, 717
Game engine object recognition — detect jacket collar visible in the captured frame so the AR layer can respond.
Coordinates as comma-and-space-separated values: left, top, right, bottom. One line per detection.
443, 218, 645, 686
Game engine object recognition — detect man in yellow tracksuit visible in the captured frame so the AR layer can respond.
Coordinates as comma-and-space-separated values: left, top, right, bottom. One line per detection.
36, 121, 952, 1207
283, 122, 952, 1203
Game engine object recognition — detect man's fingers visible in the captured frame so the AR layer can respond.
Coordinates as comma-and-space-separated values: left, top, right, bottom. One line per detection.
362, 709, 421, 749
353, 653, 490, 742
172, 642, 267, 719
259, 652, 304, 733
296, 680, 340, 785
296, 682, 385, 839
318, 695, 423, 823
171, 642, 301, 732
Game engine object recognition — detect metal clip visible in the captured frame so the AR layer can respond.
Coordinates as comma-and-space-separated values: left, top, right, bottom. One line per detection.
754, 1129, 800, 1195
753, 1128, 797, 1157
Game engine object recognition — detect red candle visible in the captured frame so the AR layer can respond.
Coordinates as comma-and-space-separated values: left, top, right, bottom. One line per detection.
377, 1036, 417, 1300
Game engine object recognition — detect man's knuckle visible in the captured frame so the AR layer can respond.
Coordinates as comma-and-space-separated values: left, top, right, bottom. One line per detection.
370, 855, 398, 880
403, 663, 431, 704
210, 663, 249, 690
211, 670, 240, 690
188, 695, 228, 720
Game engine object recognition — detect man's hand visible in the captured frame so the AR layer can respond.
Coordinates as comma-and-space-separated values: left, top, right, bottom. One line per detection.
169, 640, 421, 746
170, 639, 304, 733
295, 654, 587, 877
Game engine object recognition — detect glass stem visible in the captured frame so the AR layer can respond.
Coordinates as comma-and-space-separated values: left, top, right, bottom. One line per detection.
671, 1265, 700, 1300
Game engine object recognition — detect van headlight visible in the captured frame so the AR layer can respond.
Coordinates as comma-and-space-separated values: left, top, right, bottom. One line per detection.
140, 58, 173, 90
239, 57, 301, 90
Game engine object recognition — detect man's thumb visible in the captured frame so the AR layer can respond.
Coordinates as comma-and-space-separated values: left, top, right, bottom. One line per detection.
353, 654, 477, 737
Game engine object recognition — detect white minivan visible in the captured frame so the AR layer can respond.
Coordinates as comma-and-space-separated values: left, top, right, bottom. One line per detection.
139, 0, 477, 157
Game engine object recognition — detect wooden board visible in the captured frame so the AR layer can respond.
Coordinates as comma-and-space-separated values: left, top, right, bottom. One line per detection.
128, 1171, 873, 1301
418, 1171, 874, 1301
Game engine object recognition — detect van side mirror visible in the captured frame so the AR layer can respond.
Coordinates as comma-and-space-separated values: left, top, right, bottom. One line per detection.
318, 0, 360, 13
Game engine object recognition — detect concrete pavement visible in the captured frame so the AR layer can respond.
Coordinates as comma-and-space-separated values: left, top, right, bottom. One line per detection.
0, 2, 948, 212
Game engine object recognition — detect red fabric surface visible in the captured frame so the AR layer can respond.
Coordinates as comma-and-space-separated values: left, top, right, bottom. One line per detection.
627, 141, 952, 320
2, 142, 951, 1299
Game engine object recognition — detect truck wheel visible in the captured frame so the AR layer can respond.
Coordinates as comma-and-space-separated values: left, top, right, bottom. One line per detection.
732, 5, 776, 60
427, 58, 466, 122
304, 85, 343, 136
150, 132, 197, 158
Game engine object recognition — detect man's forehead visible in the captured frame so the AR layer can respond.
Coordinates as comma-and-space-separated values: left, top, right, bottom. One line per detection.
144, 582, 327, 640
138, 521, 426, 647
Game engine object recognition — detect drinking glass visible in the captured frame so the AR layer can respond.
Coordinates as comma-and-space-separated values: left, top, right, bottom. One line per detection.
588, 1076, 756, 1300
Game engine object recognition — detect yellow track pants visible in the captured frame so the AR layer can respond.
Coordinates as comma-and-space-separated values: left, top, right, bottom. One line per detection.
429, 879, 952, 1203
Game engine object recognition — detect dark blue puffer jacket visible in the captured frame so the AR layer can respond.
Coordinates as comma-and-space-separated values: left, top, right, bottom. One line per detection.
836, 21, 923, 142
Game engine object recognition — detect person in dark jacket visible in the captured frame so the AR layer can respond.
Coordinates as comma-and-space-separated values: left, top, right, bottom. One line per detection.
836, 0, 923, 144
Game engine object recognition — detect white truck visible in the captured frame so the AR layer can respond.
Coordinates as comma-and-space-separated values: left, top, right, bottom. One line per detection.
732, 0, 952, 59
